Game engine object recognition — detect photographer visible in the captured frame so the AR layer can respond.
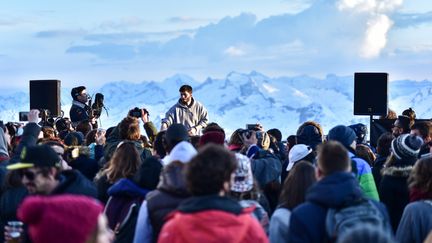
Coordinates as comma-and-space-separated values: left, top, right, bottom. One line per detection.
69, 86, 95, 128
103, 107, 156, 164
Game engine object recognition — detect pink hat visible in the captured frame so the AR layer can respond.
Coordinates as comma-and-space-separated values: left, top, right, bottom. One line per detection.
18, 195, 103, 243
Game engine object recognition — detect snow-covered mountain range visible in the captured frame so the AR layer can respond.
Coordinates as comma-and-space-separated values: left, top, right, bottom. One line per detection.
1, 71, 431, 138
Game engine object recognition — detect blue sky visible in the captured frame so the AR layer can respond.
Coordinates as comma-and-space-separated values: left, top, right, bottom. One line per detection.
1, 0, 431, 89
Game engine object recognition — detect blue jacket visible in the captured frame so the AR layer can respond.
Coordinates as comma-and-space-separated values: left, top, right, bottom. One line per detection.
289, 172, 390, 243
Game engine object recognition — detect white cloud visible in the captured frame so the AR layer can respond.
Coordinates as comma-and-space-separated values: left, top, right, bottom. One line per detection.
337, 0, 404, 58
361, 14, 393, 58
224, 46, 246, 57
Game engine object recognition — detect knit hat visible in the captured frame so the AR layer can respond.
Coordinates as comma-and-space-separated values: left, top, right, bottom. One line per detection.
391, 134, 423, 161
7, 145, 61, 170
287, 144, 313, 171
18, 195, 103, 243
161, 141, 197, 166
165, 124, 189, 144
297, 125, 322, 150
231, 153, 254, 192
348, 123, 368, 144
199, 131, 225, 146
327, 125, 357, 148
64, 131, 84, 146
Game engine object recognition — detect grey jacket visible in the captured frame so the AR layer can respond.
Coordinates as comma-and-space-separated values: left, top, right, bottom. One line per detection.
269, 207, 291, 243
161, 98, 208, 135
396, 200, 432, 243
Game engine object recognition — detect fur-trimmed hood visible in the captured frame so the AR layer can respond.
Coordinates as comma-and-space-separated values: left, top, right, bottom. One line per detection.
381, 166, 413, 177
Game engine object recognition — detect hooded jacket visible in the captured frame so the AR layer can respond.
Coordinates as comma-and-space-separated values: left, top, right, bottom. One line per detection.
105, 178, 150, 230
161, 98, 208, 135
158, 195, 268, 243
144, 161, 191, 242
0, 129, 9, 162
51, 170, 98, 198
379, 162, 413, 232
289, 172, 390, 243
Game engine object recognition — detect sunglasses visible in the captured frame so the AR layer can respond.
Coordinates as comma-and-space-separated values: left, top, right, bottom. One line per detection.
21, 170, 42, 181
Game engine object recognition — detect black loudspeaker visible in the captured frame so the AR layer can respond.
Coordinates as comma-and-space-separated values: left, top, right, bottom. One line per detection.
354, 72, 388, 116
29, 80, 61, 117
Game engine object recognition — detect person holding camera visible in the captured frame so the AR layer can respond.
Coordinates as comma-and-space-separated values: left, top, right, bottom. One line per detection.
161, 85, 208, 136
69, 86, 95, 128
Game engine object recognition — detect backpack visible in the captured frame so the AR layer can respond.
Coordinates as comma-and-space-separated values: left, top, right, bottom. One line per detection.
325, 199, 386, 242
104, 195, 144, 243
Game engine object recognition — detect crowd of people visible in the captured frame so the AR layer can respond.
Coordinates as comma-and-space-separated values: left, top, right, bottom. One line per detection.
0, 84, 431, 243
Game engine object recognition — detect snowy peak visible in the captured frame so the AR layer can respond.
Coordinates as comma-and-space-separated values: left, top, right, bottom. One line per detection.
0, 72, 431, 137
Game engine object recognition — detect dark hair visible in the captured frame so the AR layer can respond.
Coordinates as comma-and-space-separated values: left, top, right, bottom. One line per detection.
411, 121, 432, 140
287, 135, 297, 150
105, 142, 141, 183
85, 129, 97, 146
402, 108, 416, 121
376, 132, 394, 157
397, 115, 411, 131
119, 117, 140, 141
185, 144, 237, 196
317, 141, 350, 176
202, 122, 225, 137
267, 128, 282, 142
179, 85, 193, 93
76, 121, 92, 138
55, 118, 71, 132
355, 144, 376, 166
408, 157, 432, 194
153, 131, 167, 158
279, 161, 316, 210
41, 126, 56, 139
71, 86, 86, 100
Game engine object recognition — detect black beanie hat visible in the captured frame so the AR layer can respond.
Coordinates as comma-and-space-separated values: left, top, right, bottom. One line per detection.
327, 125, 357, 149
165, 124, 189, 145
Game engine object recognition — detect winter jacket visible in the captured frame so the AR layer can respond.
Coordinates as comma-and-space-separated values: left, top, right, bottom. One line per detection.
95, 174, 114, 204
396, 200, 432, 243
289, 172, 390, 243
0, 129, 9, 161
69, 154, 100, 181
239, 199, 270, 234
103, 123, 152, 162
158, 195, 268, 243
136, 162, 190, 243
269, 207, 291, 243
69, 100, 90, 125
51, 170, 98, 198
379, 165, 413, 232
161, 98, 208, 135
250, 148, 282, 189
350, 152, 380, 201
372, 155, 387, 188
105, 178, 150, 243
0, 186, 27, 243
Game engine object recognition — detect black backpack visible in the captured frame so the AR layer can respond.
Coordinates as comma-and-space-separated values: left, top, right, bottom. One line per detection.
325, 199, 388, 242
104, 195, 144, 243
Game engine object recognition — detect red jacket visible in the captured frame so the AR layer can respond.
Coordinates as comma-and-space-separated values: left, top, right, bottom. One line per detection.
158, 195, 268, 243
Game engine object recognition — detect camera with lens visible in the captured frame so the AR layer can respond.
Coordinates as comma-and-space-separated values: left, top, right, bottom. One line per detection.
129, 107, 142, 118
128, 107, 149, 118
